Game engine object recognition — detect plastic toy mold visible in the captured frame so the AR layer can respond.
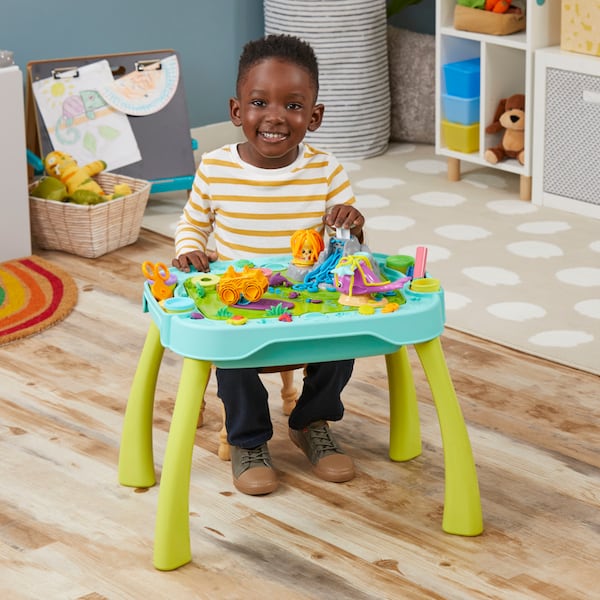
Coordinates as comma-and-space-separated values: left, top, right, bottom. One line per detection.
217, 265, 269, 305
333, 254, 411, 306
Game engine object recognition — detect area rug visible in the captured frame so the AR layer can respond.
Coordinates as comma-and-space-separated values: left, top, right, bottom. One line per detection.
0, 255, 78, 345
142, 143, 600, 376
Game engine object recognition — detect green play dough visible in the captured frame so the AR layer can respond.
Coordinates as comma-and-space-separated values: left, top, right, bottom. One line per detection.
385, 254, 414, 274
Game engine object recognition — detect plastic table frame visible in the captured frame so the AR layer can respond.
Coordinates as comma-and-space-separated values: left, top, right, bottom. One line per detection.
118, 254, 483, 570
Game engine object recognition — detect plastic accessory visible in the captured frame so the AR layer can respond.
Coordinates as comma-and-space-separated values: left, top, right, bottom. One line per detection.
142, 261, 175, 301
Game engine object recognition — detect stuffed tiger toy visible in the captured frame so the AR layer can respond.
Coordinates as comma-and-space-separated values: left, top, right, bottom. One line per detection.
43, 151, 107, 196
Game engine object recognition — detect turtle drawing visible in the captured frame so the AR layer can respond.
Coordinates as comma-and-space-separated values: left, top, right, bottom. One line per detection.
61, 90, 107, 126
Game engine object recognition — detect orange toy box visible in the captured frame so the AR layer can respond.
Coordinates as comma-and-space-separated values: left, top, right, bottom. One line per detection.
561, 0, 600, 56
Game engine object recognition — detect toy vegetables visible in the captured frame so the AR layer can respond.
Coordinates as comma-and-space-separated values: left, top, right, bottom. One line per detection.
485, 0, 511, 13
457, 0, 513, 11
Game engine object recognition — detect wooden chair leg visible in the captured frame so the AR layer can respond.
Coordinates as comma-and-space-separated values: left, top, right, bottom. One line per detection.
280, 369, 298, 415
196, 398, 205, 428
196, 368, 211, 428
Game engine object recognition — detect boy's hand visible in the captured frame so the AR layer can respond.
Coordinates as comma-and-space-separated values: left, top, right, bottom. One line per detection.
172, 249, 218, 273
324, 205, 365, 242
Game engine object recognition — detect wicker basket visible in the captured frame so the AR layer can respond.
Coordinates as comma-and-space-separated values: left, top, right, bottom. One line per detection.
29, 172, 151, 258
454, 5, 525, 36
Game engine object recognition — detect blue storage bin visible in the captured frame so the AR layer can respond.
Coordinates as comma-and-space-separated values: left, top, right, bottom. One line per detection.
443, 58, 480, 98
442, 93, 480, 125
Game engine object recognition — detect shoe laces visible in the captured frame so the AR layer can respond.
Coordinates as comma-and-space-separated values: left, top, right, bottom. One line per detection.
240, 444, 271, 468
307, 423, 340, 458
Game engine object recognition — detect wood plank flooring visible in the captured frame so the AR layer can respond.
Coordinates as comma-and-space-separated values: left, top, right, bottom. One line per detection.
1, 229, 599, 600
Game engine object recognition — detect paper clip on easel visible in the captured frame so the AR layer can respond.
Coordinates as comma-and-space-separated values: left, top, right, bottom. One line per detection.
51, 66, 80, 79
135, 59, 162, 72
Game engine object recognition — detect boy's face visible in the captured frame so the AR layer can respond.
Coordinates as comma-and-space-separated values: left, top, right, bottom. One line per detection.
230, 58, 324, 169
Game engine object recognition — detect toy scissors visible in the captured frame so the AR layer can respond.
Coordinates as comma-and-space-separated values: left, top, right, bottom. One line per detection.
142, 261, 174, 301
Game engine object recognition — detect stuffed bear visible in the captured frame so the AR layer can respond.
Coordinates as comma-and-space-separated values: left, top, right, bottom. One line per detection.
484, 93, 525, 165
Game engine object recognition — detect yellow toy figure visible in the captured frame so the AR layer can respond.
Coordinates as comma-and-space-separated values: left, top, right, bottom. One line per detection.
290, 229, 325, 267
44, 151, 107, 196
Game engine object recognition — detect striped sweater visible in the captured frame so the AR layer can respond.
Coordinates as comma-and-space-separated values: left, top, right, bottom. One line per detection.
174, 142, 356, 261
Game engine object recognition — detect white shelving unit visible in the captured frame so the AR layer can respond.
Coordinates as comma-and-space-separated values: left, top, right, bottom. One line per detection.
0, 65, 31, 262
435, 1, 560, 199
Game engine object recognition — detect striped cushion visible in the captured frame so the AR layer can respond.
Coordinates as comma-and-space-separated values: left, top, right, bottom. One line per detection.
264, 0, 390, 160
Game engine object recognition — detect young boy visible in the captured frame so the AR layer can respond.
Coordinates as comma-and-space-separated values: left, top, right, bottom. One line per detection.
172, 34, 365, 496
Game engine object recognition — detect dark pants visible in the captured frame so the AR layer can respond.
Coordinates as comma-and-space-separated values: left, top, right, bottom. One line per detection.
216, 360, 354, 448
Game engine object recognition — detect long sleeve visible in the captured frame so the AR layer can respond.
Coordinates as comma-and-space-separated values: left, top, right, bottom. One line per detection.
174, 162, 214, 257
174, 143, 356, 261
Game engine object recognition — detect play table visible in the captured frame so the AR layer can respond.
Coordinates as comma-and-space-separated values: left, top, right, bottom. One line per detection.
118, 253, 483, 570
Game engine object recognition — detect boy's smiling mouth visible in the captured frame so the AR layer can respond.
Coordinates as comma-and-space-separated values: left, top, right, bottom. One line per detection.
260, 131, 288, 140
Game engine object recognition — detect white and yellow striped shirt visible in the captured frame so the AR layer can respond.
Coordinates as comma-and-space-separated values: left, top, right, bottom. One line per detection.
174, 142, 356, 261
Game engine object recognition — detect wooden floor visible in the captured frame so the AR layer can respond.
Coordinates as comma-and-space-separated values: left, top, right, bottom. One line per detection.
1, 229, 599, 600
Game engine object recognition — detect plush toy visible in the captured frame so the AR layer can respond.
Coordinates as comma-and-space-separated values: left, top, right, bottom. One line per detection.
484, 93, 525, 166
44, 151, 107, 196
42, 151, 132, 204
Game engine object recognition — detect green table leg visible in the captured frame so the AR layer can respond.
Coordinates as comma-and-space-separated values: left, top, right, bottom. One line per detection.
385, 346, 422, 461
153, 357, 211, 571
414, 337, 483, 536
118, 322, 165, 488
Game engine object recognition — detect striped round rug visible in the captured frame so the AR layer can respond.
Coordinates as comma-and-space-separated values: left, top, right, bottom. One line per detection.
0, 255, 78, 345
264, 0, 390, 160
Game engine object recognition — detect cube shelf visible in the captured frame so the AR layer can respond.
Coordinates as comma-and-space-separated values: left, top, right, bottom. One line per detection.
435, 0, 561, 199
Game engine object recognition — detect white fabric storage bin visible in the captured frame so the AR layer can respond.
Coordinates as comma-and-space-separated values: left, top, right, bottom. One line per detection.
532, 46, 600, 219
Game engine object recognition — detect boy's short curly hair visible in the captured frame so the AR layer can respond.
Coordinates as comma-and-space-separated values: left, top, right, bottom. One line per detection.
237, 34, 319, 97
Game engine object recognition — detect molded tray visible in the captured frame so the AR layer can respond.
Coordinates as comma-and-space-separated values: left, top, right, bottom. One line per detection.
143, 253, 445, 368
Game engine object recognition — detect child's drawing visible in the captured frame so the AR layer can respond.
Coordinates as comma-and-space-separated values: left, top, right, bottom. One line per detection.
61, 89, 107, 126
99, 54, 180, 116
33, 60, 141, 171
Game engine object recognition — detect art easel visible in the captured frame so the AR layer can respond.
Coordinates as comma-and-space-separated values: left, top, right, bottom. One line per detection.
25, 49, 197, 193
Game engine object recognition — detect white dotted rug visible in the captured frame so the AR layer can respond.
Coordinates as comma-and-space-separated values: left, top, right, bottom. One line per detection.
143, 143, 600, 376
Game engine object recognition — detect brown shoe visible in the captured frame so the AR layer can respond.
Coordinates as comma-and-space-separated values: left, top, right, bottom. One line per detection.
289, 421, 355, 483
230, 443, 278, 496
